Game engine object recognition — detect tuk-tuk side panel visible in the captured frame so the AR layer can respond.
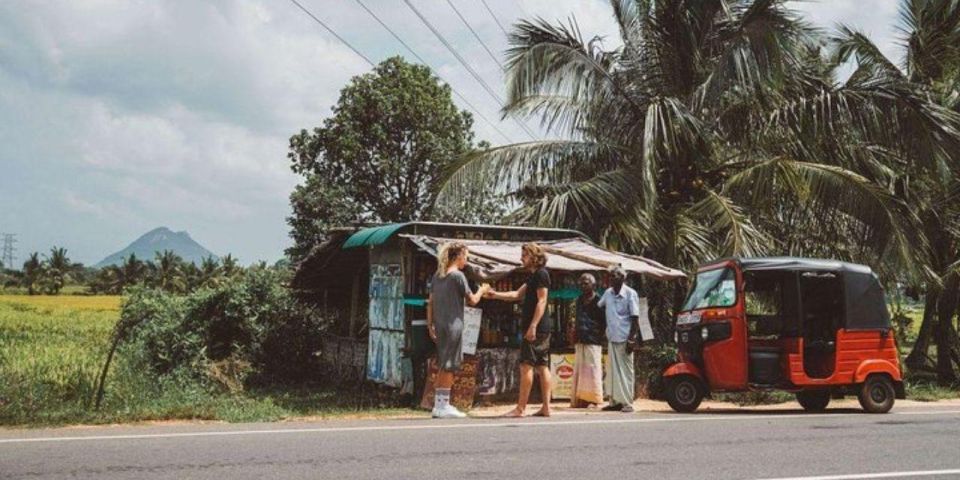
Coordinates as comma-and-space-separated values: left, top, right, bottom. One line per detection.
854, 359, 902, 383
789, 330, 900, 386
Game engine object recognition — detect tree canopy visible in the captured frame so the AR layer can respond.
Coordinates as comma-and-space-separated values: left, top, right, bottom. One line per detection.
287, 56, 491, 260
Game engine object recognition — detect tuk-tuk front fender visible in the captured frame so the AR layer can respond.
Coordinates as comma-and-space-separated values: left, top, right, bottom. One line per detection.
663, 362, 704, 382
853, 359, 902, 384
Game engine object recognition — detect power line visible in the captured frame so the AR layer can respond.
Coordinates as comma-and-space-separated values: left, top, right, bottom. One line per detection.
480, 0, 509, 37
287, 0, 375, 67
351, 0, 514, 144
402, 0, 539, 141
445, 0, 503, 70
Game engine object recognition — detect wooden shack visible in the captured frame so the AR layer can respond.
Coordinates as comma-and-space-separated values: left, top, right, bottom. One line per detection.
291, 222, 684, 402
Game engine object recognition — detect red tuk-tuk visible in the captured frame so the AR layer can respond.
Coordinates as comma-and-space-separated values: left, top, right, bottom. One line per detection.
663, 257, 904, 414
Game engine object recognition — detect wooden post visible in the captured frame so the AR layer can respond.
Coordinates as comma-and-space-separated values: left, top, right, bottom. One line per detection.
349, 269, 361, 338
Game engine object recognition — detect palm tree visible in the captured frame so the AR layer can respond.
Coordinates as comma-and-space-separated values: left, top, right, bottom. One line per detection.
197, 256, 223, 289
220, 254, 241, 278
21, 252, 43, 295
834, 0, 960, 382
148, 250, 187, 293
120, 253, 147, 286
438, 0, 960, 338
42, 247, 78, 294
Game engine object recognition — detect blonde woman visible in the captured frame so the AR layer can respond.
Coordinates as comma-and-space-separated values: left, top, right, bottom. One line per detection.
427, 242, 489, 418
485, 242, 553, 417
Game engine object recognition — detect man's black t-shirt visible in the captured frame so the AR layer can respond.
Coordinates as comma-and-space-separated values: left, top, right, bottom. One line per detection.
521, 268, 552, 334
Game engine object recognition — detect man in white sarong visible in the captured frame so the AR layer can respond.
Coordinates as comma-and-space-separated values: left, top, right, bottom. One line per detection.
599, 266, 641, 413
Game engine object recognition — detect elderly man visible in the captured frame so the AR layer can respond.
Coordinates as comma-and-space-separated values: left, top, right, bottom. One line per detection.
570, 273, 605, 408
599, 266, 640, 413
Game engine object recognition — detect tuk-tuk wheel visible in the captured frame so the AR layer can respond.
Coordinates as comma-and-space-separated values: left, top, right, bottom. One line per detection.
796, 390, 830, 412
858, 375, 895, 414
666, 375, 704, 413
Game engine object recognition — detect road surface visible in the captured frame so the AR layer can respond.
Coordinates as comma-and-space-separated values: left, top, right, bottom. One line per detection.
2, 406, 960, 480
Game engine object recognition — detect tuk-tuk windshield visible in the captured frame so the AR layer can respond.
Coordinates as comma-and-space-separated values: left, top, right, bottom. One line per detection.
682, 267, 737, 311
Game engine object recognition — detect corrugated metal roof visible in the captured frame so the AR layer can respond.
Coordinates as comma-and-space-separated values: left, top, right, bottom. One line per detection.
400, 234, 685, 280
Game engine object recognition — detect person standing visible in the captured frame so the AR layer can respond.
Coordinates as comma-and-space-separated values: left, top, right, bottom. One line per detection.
427, 242, 489, 418
599, 266, 640, 413
570, 273, 605, 408
485, 243, 553, 417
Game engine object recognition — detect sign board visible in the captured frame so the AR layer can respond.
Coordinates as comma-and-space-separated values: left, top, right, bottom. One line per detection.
550, 354, 576, 399
638, 297, 654, 341
550, 353, 609, 400
461, 306, 482, 355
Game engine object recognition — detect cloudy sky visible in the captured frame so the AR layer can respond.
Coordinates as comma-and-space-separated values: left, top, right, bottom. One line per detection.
0, 0, 903, 266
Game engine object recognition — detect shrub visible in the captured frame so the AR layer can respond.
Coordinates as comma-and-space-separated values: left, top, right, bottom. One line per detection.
120, 268, 329, 388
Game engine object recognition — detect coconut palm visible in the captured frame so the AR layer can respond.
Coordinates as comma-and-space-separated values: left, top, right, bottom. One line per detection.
148, 250, 187, 293
196, 256, 223, 289
833, 0, 960, 382
439, 0, 959, 282
21, 252, 43, 295
42, 247, 79, 294
220, 254, 241, 278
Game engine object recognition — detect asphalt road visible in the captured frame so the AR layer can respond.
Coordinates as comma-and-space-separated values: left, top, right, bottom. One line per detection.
3, 406, 960, 480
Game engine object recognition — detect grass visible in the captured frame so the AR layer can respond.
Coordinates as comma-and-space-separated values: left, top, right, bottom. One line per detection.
0, 295, 421, 428
0, 295, 120, 426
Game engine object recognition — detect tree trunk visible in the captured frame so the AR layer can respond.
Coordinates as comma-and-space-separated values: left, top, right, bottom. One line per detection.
905, 291, 939, 371
93, 334, 121, 410
935, 276, 959, 385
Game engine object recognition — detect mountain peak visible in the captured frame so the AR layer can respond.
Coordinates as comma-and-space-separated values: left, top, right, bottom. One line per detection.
97, 227, 218, 268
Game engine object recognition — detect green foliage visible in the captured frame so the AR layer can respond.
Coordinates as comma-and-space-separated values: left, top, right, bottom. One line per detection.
121, 268, 327, 386
286, 56, 482, 260
1, 290, 413, 427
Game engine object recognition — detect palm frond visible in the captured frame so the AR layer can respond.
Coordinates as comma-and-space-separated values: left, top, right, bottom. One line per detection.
436, 140, 630, 207
725, 157, 931, 282
686, 189, 769, 257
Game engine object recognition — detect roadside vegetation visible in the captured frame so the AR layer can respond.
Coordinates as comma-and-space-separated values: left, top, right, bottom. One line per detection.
0, 287, 413, 427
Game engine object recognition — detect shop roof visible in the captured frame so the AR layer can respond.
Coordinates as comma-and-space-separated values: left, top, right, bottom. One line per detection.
340, 222, 586, 250
292, 223, 684, 292
402, 235, 686, 280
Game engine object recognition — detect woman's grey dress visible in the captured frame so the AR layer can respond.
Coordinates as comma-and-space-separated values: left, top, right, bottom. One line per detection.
431, 270, 471, 371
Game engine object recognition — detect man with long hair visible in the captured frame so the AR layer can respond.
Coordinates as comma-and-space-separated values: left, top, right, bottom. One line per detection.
427, 242, 489, 418
485, 243, 553, 417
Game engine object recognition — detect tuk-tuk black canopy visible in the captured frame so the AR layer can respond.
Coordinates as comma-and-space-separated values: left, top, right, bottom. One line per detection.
720, 257, 891, 331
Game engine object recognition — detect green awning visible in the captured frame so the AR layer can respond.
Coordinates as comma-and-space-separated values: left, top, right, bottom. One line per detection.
342, 223, 411, 249
549, 288, 582, 300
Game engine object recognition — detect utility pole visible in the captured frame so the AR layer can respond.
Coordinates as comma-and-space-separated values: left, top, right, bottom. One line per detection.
1, 233, 16, 270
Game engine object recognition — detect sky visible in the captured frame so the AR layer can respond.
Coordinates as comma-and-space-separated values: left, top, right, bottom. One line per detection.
0, 0, 904, 266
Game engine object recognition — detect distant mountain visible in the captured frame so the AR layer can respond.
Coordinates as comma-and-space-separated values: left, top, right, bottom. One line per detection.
96, 227, 218, 268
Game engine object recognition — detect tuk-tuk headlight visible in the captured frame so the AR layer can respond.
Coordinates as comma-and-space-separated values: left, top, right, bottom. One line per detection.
701, 328, 710, 341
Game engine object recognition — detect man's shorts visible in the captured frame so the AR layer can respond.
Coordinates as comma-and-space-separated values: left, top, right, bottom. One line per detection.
519, 333, 551, 367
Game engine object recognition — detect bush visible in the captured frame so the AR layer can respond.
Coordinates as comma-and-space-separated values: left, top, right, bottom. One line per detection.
120, 268, 329, 389
638, 342, 678, 399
